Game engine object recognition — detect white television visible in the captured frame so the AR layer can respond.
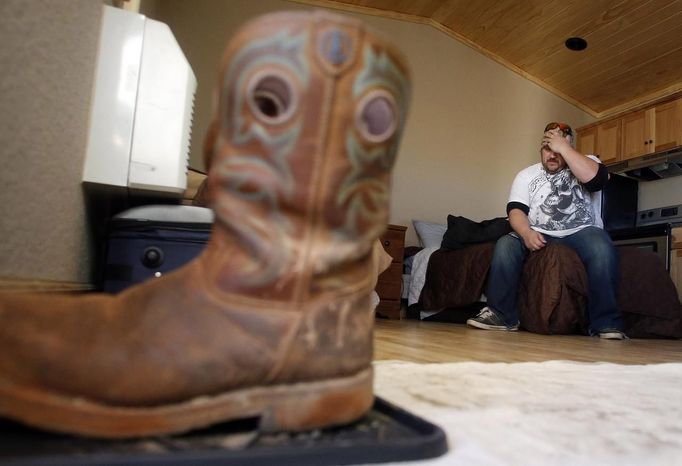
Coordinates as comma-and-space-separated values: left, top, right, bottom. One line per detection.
83, 5, 196, 195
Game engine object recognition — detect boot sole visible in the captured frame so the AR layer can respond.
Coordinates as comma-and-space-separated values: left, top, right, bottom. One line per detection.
0, 367, 373, 439
466, 319, 519, 331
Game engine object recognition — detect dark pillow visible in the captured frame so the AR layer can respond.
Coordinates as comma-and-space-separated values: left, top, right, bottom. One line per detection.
440, 215, 511, 250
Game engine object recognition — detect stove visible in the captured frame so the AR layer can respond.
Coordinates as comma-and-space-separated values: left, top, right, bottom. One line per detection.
609, 204, 682, 270
636, 204, 682, 227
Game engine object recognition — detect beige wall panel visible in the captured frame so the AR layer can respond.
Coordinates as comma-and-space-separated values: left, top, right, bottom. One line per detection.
0, 0, 104, 283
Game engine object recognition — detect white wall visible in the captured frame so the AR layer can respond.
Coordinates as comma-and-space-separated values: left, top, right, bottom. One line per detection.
639, 177, 682, 211
140, 0, 599, 245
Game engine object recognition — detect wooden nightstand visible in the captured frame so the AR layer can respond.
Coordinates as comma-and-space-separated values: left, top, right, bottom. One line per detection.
375, 224, 407, 319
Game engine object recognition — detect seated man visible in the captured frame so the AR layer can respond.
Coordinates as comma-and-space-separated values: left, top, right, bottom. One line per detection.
467, 122, 626, 340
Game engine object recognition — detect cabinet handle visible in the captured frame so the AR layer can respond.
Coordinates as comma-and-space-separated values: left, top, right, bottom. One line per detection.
644, 141, 648, 145
383, 240, 390, 247
649, 139, 653, 144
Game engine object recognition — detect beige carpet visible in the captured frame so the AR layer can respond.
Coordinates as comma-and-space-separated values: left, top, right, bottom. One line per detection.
372, 360, 682, 466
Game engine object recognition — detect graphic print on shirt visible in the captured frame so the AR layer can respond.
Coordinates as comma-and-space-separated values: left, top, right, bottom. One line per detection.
529, 169, 594, 231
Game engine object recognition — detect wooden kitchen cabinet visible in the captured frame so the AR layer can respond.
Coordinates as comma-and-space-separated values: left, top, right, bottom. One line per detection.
577, 96, 682, 165
595, 119, 621, 164
621, 97, 682, 160
654, 98, 682, 152
621, 109, 653, 160
576, 120, 620, 164
576, 125, 596, 155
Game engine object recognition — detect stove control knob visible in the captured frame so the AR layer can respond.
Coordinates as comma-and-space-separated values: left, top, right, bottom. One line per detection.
142, 247, 164, 268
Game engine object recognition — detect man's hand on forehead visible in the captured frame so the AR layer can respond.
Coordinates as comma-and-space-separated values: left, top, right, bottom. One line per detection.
542, 130, 571, 152
544, 128, 567, 138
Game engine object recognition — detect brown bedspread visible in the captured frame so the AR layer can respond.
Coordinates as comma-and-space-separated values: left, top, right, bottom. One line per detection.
418, 242, 682, 338
518, 243, 588, 335
419, 243, 495, 309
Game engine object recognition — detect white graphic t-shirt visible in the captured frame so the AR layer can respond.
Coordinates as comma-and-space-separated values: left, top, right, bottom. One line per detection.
508, 155, 603, 238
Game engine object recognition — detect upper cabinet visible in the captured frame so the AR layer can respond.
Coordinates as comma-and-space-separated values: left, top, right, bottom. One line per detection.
654, 99, 682, 152
621, 109, 652, 159
576, 119, 621, 165
622, 100, 681, 160
578, 96, 682, 165
596, 119, 621, 164
576, 125, 596, 155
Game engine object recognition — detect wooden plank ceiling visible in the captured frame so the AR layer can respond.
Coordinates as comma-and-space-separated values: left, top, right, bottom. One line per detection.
295, 0, 682, 118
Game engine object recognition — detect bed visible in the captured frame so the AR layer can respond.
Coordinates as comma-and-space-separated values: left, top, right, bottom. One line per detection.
405, 219, 682, 339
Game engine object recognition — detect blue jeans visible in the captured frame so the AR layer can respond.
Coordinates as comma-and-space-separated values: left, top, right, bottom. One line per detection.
485, 226, 622, 334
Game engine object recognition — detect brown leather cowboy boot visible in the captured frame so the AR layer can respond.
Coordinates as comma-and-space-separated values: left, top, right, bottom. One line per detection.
0, 10, 410, 438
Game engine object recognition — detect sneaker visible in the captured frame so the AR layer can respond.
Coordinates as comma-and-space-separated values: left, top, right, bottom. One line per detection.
598, 329, 628, 340
467, 307, 519, 331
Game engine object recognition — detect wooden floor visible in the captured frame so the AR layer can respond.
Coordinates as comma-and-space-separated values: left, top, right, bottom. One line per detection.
374, 319, 682, 364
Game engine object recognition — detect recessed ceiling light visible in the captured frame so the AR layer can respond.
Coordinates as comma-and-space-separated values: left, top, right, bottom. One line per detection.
565, 37, 588, 51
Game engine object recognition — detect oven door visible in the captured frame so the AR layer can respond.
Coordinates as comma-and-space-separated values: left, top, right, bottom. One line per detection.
612, 235, 669, 270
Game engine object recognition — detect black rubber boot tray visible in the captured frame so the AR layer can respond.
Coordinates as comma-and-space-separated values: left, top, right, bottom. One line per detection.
1, 397, 448, 465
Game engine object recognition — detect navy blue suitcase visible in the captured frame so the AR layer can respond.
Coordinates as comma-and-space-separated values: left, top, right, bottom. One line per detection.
103, 205, 213, 293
